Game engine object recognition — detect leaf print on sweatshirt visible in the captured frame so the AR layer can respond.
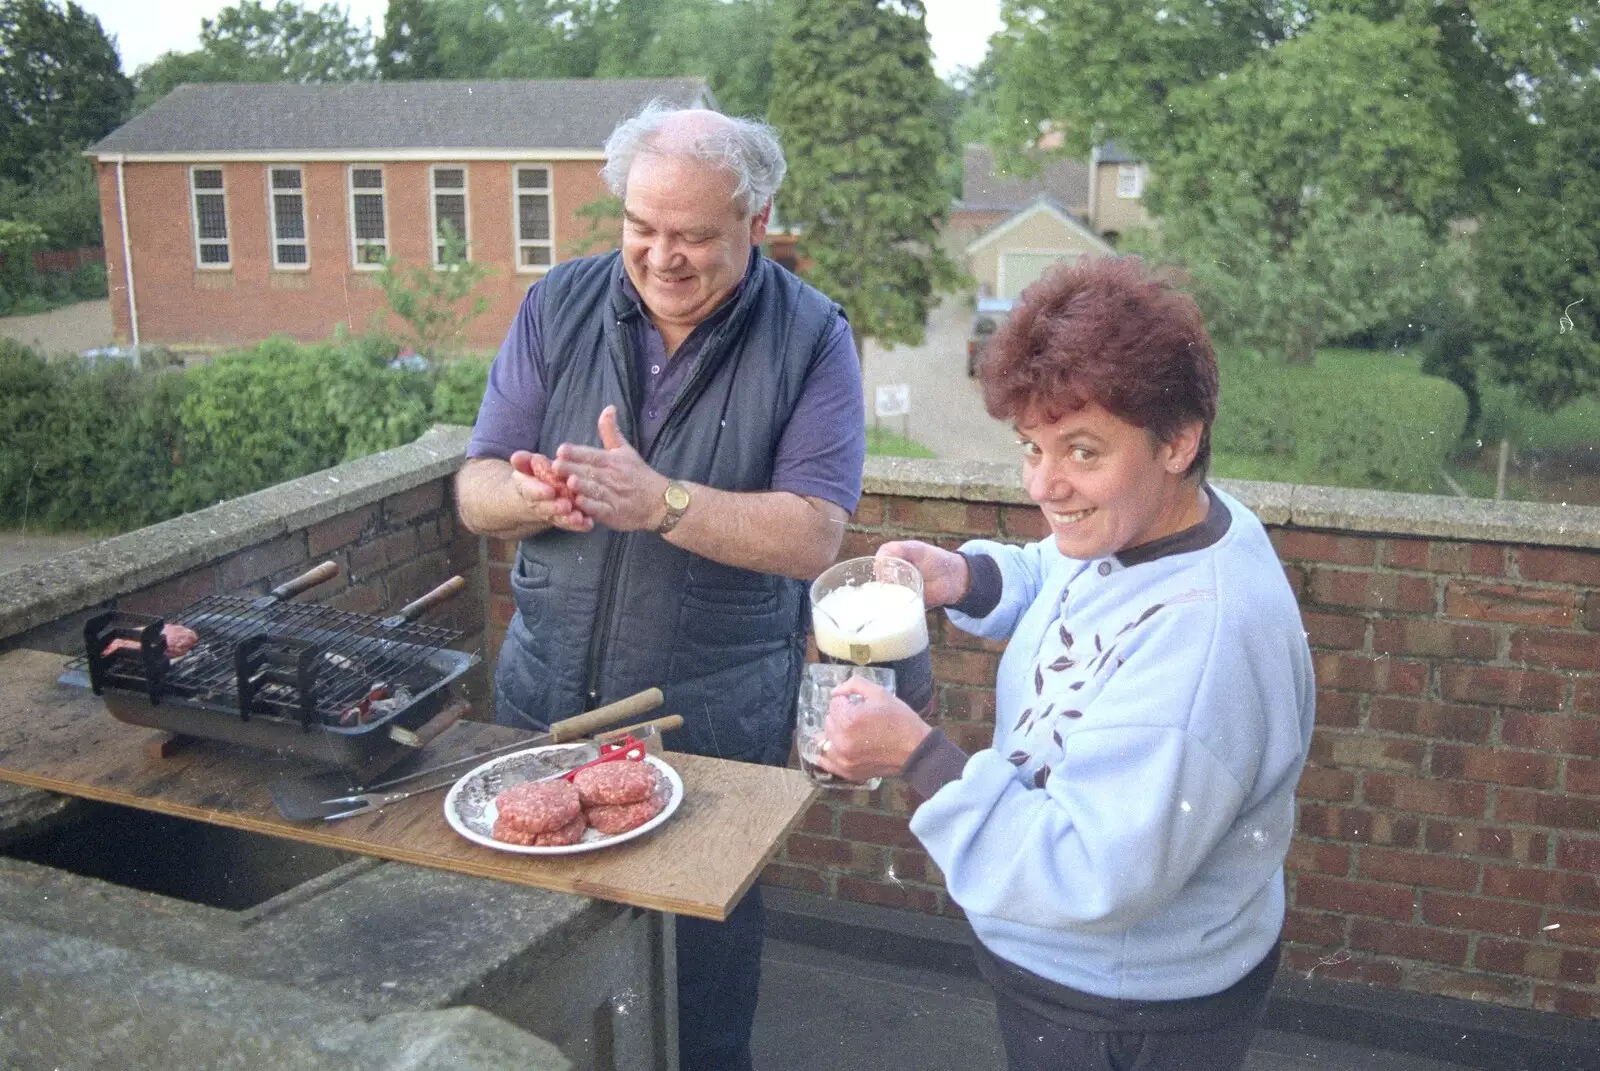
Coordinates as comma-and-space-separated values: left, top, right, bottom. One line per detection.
1033, 763, 1052, 789
1059, 625, 1073, 648
1034, 664, 1044, 695
1046, 655, 1075, 672
1008, 750, 1030, 767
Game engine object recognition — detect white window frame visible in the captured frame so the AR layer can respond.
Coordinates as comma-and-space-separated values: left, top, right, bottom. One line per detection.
189, 166, 231, 269
429, 164, 471, 268
512, 164, 556, 273
1116, 164, 1145, 199
266, 165, 309, 270
348, 164, 389, 269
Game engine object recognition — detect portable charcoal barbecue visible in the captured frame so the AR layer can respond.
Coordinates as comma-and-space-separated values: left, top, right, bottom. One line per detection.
58, 563, 479, 778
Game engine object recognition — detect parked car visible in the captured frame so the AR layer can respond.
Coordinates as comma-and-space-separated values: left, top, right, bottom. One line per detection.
967, 296, 1015, 376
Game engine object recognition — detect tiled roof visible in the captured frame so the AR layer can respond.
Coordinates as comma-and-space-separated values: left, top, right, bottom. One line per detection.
89, 78, 714, 155
1096, 140, 1140, 163
960, 145, 1090, 213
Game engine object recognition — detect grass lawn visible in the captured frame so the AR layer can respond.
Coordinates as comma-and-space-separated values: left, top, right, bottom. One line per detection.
1210, 346, 1468, 495
866, 425, 936, 458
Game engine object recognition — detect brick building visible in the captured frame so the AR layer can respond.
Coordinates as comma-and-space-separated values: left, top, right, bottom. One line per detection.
86, 78, 714, 351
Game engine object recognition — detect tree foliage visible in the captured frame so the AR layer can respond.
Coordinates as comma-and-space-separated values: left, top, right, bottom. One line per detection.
378, 0, 444, 79
374, 225, 495, 358
986, 0, 1598, 383
770, 0, 959, 351
0, 0, 131, 183
1473, 77, 1600, 411
1143, 15, 1462, 363
135, 0, 373, 108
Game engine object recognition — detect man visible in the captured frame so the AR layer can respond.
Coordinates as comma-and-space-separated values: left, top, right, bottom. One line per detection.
456, 103, 866, 1071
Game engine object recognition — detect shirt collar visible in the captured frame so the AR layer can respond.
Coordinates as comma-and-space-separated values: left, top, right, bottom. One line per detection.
1114, 485, 1232, 568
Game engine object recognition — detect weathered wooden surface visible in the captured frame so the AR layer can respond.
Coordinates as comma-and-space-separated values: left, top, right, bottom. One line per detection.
0, 648, 815, 920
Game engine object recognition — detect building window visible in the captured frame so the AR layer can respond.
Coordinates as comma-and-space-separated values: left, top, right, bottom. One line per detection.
431, 165, 469, 266
190, 166, 230, 268
1116, 164, 1144, 199
349, 166, 387, 267
514, 166, 553, 271
268, 166, 308, 268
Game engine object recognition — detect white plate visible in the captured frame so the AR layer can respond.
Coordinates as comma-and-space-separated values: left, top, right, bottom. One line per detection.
443, 743, 683, 856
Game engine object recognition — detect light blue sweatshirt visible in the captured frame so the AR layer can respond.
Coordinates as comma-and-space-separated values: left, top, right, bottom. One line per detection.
908, 487, 1315, 1001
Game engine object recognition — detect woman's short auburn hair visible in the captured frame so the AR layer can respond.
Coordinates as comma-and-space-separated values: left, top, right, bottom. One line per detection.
980, 255, 1219, 478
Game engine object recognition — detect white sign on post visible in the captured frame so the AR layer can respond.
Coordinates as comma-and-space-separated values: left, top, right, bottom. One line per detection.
874, 384, 911, 418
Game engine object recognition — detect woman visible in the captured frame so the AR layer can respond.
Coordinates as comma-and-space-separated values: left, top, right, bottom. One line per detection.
816, 256, 1315, 1071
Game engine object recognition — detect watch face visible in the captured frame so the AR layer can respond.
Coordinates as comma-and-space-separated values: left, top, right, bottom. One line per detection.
665, 483, 691, 510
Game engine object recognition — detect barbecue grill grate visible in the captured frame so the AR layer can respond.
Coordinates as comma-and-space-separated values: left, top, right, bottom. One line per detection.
77, 594, 466, 729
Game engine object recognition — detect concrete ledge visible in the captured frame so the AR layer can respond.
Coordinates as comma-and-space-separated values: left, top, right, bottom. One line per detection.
763, 886, 1600, 1071
0, 425, 473, 642
863, 457, 1600, 549
4, 437, 1594, 645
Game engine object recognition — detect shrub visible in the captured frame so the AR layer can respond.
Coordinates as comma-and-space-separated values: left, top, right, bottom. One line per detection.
430, 356, 491, 426
170, 336, 431, 513
1212, 347, 1468, 493
71, 262, 108, 300
0, 339, 185, 531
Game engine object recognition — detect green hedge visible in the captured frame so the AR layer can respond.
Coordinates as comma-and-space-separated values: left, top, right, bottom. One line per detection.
0, 336, 482, 533
1212, 347, 1468, 493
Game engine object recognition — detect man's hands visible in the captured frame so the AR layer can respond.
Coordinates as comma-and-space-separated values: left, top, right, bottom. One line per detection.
506, 450, 594, 533
875, 540, 970, 609
553, 405, 673, 532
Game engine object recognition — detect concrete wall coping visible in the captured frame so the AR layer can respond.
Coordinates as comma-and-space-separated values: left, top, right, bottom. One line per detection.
4, 428, 1596, 644
862, 457, 1600, 550
0, 425, 473, 643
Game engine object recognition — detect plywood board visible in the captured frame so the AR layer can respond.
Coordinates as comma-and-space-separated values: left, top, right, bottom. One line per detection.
0, 648, 816, 921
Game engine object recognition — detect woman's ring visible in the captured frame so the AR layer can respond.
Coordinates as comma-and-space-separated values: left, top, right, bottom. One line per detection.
819, 738, 832, 755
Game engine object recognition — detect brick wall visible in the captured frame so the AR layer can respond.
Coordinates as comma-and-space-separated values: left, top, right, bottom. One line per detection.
99, 157, 613, 351
752, 484, 1599, 1021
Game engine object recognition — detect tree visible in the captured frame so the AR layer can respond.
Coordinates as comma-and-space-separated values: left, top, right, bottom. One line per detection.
769, 0, 960, 356
1473, 77, 1600, 411
134, 0, 372, 108
0, 149, 102, 248
377, 0, 443, 79
633, 0, 785, 117
1144, 15, 1463, 363
375, 225, 495, 358
0, 0, 131, 184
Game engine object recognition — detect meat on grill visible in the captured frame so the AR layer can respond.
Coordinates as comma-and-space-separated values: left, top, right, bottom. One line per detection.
585, 795, 664, 836
102, 623, 201, 660
573, 760, 655, 807
493, 779, 581, 835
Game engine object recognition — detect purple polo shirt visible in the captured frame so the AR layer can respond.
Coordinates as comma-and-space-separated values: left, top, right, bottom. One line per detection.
466, 260, 866, 513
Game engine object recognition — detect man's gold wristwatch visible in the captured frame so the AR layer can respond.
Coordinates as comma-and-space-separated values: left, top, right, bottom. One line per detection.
655, 480, 691, 534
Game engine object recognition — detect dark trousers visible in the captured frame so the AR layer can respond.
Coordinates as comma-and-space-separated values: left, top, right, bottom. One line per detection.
993, 996, 1264, 1071
986, 942, 1278, 1071
676, 883, 765, 1071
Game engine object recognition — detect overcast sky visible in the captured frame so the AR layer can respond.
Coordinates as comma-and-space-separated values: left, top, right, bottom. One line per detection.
75, 0, 1004, 80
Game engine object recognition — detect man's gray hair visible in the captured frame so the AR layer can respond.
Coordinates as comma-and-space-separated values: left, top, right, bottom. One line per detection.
601, 101, 787, 218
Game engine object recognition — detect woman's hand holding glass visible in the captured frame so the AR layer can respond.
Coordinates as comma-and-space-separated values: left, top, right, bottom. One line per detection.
815, 676, 932, 784
875, 540, 970, 609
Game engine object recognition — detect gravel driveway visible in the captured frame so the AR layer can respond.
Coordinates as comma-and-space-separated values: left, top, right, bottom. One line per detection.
859, 295, 1020, 464
0, 299, 115, 356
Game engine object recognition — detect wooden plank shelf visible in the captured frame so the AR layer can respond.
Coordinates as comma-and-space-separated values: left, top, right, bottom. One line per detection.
0, 648, 816, 921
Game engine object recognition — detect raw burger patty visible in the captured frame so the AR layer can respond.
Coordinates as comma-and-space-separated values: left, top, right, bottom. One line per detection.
586, 795, 664, 836
491, 816, 540, 846
494, 779, 581, 834
573, 760, 655, 807
532, 813, 588, 847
